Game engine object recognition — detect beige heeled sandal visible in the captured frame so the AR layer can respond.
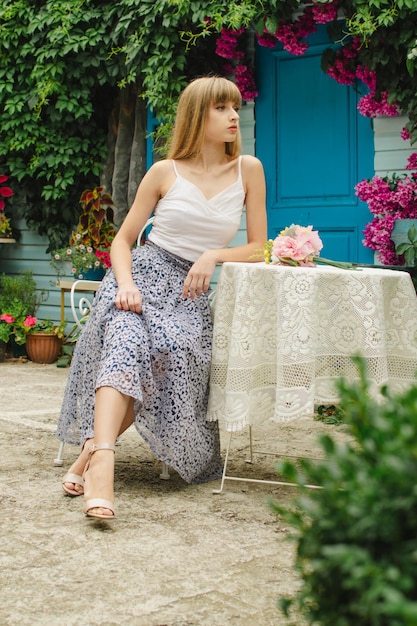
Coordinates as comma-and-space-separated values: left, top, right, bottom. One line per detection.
62, 472, 84, 497
61, 438, 94, 497
83, 443, 116, 520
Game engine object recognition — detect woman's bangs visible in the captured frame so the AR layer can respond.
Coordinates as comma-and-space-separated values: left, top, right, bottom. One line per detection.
211, 79, 242, 107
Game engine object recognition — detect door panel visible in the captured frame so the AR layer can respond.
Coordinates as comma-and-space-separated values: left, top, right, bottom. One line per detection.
256, 27, 375, 263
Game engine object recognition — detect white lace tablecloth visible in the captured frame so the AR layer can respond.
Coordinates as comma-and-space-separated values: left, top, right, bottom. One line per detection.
207, 262, 417, 431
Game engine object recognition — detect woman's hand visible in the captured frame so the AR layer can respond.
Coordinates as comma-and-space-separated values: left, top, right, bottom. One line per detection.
183, 251, 218, 299
115, 284, 143, 313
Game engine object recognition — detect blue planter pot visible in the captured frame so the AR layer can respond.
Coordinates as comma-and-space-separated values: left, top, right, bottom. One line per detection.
81, 267, 106, 280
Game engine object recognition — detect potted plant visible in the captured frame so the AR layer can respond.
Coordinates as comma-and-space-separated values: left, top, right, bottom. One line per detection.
23, 318, 66, 364
0, 306, 23, 361
0, 174, 14, 239
51, 186, 116, 279
0, 271, 48, 358
0, 300, 28, 347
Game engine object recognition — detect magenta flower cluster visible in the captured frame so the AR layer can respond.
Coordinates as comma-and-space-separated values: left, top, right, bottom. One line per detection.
215, 27, 244, 60
214, 27, 258, 101
258, 2, 337, 56
324, 38, 399, 117
357, 154, 417, 265
214, 0, 400, 122
214, 1, 339, 100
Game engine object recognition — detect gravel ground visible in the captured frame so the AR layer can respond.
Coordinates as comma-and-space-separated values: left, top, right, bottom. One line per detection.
0, 358, 347, 626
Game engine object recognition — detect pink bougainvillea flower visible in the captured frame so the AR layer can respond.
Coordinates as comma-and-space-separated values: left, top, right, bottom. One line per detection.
311, 0, 338, 24
357, 159, 417, 265
401, 127, 411, 141
406, 153, 417, 170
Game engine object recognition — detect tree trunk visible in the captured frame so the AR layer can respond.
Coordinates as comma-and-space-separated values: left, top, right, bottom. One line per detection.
128, 88, 147, 209
111, 85, 136, 225
102, 83, 147, 226
101, 105, 117, 199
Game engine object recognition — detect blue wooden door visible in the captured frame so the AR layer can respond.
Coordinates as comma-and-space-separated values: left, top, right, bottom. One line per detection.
255, 27, 374, 263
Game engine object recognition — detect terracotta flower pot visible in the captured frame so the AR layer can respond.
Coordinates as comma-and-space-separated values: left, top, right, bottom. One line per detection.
26, 333, 62, 364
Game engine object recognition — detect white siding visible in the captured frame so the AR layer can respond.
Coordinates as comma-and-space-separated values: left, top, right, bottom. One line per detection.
0, 219, 67, 325
374, 115, 414, 176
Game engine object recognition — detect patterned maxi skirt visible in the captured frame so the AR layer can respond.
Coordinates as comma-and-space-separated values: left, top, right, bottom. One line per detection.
56, 242, 223, 484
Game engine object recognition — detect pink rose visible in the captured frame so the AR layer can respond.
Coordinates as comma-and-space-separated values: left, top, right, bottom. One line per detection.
294, 226, 323, 256
271, 225, 323, 265
272, 236, 300, 259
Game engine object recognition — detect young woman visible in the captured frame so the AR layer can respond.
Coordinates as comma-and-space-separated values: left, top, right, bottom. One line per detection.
58, 76, 267, 519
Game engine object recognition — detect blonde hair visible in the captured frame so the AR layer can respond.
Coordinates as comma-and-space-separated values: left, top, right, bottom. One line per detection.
167, 76, 242, 160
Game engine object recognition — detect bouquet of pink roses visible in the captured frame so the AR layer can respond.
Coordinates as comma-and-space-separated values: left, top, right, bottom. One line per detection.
264, 224, 356, 269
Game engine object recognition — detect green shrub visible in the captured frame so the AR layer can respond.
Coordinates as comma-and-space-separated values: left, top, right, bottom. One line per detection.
273, 357, 417, 626
0, 270, 47, 315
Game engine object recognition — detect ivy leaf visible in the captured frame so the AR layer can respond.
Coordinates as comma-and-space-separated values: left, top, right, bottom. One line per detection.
396, 242, 411, 255
404, 246, 417, 265
255, 17, 265, 36
265, 16, 278, 35
406, 57, 415, 77
408, 225, 417, 242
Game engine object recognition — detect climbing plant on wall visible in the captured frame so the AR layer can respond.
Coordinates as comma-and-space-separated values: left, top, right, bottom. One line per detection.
1, 0, 416, 247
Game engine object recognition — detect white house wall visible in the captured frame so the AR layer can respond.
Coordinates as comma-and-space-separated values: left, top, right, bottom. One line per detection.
374, 115, 414, 176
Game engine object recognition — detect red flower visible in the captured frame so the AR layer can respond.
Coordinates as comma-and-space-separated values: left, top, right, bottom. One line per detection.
94, 249, 112, 269
0, 175, 13, 211
23, 316, 38, 328
0, 313, 15, 324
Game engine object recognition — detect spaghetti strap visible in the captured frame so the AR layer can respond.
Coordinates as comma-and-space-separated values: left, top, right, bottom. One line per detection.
237, 155, 242, 179
172, 160, 179, 177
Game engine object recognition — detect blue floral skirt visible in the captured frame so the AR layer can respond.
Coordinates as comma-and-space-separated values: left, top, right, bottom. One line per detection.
56, 242, 223, 484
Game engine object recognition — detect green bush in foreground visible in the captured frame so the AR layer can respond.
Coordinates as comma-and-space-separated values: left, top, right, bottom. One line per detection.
273, 357, 417, 626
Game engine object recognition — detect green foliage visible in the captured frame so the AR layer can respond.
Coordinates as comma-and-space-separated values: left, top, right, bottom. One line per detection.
0, 0, 118, 248
0, 271, 49, 344
0, 270, 48, 316
314, 403, 345, 425
272, 356, 417, 626
0, 299, 27, 343
27, 318, 66, 338
345, 1, 417, 141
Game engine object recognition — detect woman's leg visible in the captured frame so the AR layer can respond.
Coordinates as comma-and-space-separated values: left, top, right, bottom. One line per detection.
63, 393, 135, 496
82, 386, 132, 517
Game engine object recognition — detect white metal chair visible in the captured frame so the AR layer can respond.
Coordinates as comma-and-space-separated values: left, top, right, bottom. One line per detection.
54, 217, 171, 479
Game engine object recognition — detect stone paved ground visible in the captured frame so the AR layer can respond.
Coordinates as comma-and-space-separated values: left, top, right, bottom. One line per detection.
0, 359, 346, 626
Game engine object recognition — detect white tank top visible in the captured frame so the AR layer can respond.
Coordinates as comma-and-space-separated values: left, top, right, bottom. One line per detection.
148, 156, 245, 262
